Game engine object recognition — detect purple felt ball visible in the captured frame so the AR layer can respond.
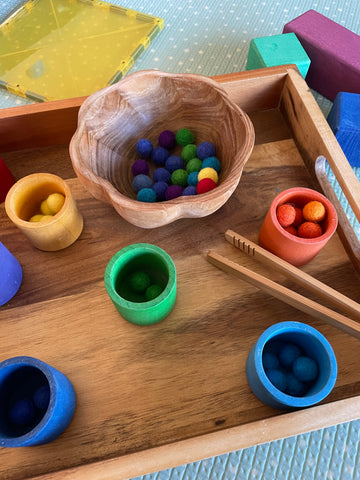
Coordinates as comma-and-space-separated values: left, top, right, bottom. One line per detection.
133, 174, 153, 192
165, 155, 184, 173
153, 167, 171, 184
158, 130, 176, 149
197, 141, 216, 160
137, 188, 157, 203
165, 185, 183, 200
153, 181, 168, 201
131, 159, 150, 176
10, 398, 35, 425
152, 146, 170, 166
182, 185, 197, 196
136, 139, 153, 158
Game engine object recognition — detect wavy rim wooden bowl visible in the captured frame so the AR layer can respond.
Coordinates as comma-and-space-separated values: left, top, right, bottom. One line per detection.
69, 70, 255, 228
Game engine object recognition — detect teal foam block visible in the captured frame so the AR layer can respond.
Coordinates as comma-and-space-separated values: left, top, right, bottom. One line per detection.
327, 92, 360, 167
246, 33, 311, 79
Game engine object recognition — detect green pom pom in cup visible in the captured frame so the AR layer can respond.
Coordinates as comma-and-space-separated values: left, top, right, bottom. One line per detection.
104, 243, 177, 326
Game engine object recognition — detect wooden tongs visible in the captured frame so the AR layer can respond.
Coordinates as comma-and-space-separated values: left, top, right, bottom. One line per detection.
207, 230, 360, 339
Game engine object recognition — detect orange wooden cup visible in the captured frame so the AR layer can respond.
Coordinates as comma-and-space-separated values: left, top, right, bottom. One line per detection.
259, 187, 338, 266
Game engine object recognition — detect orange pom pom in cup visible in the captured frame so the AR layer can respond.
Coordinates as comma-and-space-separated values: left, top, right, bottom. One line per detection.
259, 187, 338, 266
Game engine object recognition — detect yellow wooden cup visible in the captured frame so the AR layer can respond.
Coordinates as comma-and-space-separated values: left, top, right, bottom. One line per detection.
5, 173, 83, 251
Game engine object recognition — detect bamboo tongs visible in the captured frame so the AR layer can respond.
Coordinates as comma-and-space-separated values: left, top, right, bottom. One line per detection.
207, 230, 360, 340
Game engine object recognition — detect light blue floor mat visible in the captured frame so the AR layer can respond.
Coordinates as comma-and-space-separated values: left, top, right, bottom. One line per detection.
1, 1, 360, 479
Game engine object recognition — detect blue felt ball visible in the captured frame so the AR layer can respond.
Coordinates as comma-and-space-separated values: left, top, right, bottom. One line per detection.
136, 139, 153, 158
131, 159, 150, 176
182, 185, 197, 196
266, 368, 287, 392
33, 385, 50, 410
197, 141, 216, 160
293, 356, 318, 383
286, 373, 307, 397
152, 181, 168, 201
9, 398, 35, 425
152, 146, 170, 166
187, 171, 199, 186
202, 156, 221, 173
165, 155, 184, 173
133, 174, 153, 192
278, 342, 302, 369
153, 167, 171, 184
137, 188, 157, 203
262, 352, 280, 371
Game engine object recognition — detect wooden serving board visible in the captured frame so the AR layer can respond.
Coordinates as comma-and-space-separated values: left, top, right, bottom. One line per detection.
1, 66, 360, 480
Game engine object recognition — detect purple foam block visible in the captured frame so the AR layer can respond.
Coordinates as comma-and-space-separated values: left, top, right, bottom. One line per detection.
283, 10, 360, 101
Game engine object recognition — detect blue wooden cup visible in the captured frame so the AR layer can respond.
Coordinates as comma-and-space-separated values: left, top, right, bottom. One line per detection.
0, 242, 22, 306
246, 321, 337, 410
0, 356, 76, 447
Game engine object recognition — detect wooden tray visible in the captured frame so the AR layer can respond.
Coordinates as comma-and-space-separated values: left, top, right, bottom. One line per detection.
1, 66, 360, 480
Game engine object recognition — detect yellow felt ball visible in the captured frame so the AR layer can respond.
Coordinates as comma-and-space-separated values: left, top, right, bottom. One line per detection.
29, 214, 45, 222
40, 199, 52, 215
45, 193, 65, 214
197, 167, 218, 184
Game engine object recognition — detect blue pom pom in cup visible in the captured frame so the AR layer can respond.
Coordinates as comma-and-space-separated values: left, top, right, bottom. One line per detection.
246, 321, 337, 410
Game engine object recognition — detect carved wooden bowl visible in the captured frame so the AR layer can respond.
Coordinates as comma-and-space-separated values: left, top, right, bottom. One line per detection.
69, 70, 255, 228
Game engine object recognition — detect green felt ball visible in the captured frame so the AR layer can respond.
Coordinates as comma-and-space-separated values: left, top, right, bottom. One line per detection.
186, 157, 202, 174
181, 144, 197, 162
145, 284, 163, 301
129, 272, 151, 293
176, 128, 195, 147
171, 169, 188, 187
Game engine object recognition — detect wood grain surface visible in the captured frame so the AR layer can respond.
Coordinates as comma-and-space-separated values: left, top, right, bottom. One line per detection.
0, 67, 360, 480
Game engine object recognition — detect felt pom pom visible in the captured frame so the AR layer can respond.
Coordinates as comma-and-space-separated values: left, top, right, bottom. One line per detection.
286, 373, 307, 397
33, 385, 50, 410
202, 156, 221, 172
129, 272, 151, 292
277, 204, 296, 227
303, 201, 326, 222
10, 398, 35, 425
298, 221, 323, 238
181, 144, 197, 162
152, 181, 168, 201
182, 185, 197, 196
136, 139, 153, 158
132, 159, 150, 176
196, 178, 217, 194
266, 368, 287, 392
293, 356, 318, 382
152, 147, 170, 166
137, 188, 157, 202
176, 128, 195, 146
158, 130, 176, 149
165, 155, 184, 173
198, 167, 218, 184
171, 169, 188, 187
145, 284, 163, 301
187, 171, 199, 186
133, 174, 153, 192
197, 141, 216, 160
153, 167, 171, 184
262, 352, 280, 371
165, 185, 183, 200
186, 157, 202, 174
278, 342, 302, 368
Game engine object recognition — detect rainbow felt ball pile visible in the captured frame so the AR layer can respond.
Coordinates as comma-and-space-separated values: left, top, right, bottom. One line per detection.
131, 129, 222, 202
262, 340, 319, 397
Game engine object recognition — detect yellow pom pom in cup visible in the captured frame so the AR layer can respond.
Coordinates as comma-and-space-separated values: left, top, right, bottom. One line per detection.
5, 173, 83, 251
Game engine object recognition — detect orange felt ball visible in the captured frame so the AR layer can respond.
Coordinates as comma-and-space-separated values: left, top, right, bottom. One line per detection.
298, 221, 323, 238
302, 201, 326, 222
196, 178, 217, 194
276, 203, 296, 227
283, 225, 298, 236
293, 207, 303, 227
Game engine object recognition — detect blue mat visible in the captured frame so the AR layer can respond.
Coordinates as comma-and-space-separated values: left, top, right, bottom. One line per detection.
1, 1, 360, 479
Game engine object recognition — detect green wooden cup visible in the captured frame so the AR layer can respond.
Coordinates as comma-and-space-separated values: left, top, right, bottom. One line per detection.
104, 243, 177, 326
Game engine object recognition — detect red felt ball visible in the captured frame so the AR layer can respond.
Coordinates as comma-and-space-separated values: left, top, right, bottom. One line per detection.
283, 225, 298, 236
276, 203, 296, 227
293, 206, 303, 227
196, 178, 217, 194
298, 221, 323, 238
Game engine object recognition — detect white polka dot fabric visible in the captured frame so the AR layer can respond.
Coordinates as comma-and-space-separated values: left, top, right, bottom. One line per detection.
1, 2, 360, 479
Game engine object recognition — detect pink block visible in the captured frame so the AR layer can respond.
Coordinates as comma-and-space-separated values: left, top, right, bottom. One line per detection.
283, 10, 360, 101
